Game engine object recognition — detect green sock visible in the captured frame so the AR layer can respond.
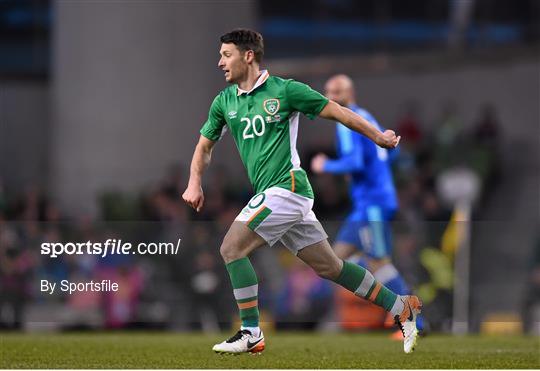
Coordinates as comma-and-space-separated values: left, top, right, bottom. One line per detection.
226, 257, 259, 327
334, 260, 402, 315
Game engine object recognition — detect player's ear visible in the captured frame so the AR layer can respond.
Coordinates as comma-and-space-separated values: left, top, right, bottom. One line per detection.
244, 50, 255, 64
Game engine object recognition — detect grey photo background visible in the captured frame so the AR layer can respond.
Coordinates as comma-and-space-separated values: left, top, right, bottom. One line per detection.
0, 0, 538, 334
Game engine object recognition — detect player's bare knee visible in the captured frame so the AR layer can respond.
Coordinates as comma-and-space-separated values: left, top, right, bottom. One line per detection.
219, 241, 243, 264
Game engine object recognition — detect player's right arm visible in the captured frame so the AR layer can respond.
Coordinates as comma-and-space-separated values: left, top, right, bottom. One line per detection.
182, 93, 226, 212
182, 135, 216, 212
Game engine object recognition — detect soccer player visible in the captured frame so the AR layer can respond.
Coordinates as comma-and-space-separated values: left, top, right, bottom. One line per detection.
182, 29, 421, 355
311, 74, 425, 338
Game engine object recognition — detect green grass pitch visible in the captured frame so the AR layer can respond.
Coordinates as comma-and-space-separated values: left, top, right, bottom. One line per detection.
1, 331, 538, 369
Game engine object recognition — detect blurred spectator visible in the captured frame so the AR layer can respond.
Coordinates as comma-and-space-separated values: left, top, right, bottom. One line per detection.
95, 231, 144, 329
161, 164, 185, 202
433, 102, 465, 171
473, 104, 501, 148
98, 262, 143, 329
188, 248, 232, 331
396, 102, 423, 150
275, 253, 333, 330
522, 232, 540, 335
435, 102, 463, 148
311, 173, 349, 220
0, 179, 6, 213
0, 222, 35, 329
183, 224, 234, 331
469, 104, 502, 195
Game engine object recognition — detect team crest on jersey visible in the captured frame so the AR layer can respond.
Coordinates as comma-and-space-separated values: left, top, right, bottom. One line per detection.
263, 98, 280, 116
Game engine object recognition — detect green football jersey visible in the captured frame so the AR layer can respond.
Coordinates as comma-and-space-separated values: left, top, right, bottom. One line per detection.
200, 70, 328, 198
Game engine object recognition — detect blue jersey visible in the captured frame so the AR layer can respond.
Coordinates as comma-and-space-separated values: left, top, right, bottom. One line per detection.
323, 104, 398, 218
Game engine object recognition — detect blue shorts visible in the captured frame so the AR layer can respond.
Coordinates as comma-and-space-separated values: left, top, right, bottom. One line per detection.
335, 205, 395, 259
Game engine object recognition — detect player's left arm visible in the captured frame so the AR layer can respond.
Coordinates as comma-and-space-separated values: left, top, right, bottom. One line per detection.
319, 100, 400, 149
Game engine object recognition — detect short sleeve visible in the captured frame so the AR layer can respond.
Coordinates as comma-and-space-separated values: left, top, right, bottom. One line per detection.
200, 94, 227, 141
286, 80, 329, 120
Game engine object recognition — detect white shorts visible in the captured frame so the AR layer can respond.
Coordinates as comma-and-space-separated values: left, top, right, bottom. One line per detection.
235, 187, 328, 255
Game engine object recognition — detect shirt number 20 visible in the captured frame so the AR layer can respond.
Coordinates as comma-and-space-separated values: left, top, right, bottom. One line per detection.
241, 115, 266, 139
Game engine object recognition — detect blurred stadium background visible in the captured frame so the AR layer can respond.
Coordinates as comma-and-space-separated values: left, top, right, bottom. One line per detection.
0, 0, 539, 341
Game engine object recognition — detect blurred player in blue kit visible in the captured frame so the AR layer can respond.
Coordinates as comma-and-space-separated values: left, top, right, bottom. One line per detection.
311, 74, 424, 334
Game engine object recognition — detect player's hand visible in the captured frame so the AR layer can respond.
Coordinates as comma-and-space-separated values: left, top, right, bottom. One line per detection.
376, 130, 401, 149
182, 184, 205, 212
311, 153, 328, 174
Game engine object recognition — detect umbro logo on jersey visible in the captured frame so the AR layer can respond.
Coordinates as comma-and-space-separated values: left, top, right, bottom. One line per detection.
228, 111, 237, 119
263, 98, 280, 116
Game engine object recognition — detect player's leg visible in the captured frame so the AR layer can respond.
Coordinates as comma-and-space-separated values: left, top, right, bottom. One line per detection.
334, 239, 415, 331
335, 240, 409, 309
214, 188, 305, 354
334, 219, 414, 314
220, 221, 268, 264
337, 207, 425, 334
298, 239, 421, 353
213, 221, 267, 354
283, 215, 421, 354
362, 256, 425, 337
221, 221, 266, 329
361, 256, 413, 312
282, 213, 406, 313
296, 239, 405, 313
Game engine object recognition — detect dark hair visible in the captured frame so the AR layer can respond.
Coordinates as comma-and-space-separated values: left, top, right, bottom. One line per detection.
220, 29, 264, 63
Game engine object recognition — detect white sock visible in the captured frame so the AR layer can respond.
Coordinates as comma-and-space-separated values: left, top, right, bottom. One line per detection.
390, 295, 405, 317
241, 326, 261, 337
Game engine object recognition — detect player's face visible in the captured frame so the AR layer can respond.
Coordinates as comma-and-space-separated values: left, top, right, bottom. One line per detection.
218, 43, 248, 83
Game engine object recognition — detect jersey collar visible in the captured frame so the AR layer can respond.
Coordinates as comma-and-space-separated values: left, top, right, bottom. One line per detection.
237, 70, 269, 96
